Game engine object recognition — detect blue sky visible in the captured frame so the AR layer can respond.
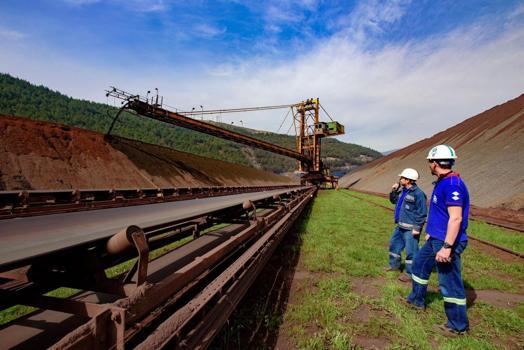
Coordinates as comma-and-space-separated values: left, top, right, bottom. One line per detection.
1, 0, 524, 151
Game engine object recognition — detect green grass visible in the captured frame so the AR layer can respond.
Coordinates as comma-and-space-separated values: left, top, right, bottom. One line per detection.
345, 189, 393, 208
283, 191, 524, 349
346, 189, 524, 255
468, 220, 524, 255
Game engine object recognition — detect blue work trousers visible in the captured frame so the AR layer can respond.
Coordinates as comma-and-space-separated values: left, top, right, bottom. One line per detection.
407, 238, 469, 332
388, 226, 419, 276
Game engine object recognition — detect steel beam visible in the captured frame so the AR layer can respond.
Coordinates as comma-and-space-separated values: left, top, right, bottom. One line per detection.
126, 99, 311, 164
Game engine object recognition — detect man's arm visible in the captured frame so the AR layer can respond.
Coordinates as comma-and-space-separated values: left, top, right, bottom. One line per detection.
412, 191, 427, 235
435, 206, 462, 262
389, 183, 400, 204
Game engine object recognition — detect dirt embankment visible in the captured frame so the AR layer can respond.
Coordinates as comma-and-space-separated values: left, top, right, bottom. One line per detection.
0, 115, 297, 190
340, 94, 524, 211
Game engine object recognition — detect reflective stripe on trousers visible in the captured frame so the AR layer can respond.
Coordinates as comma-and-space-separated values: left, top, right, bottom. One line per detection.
407, 238, 469, 332
388, 226, 420, 275
443, 297, 467, 305
412, 274, 428, 285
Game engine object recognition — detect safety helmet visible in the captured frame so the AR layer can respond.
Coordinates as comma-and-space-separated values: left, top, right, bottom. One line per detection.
399, 168, 419, 181
426, 144, 458, 160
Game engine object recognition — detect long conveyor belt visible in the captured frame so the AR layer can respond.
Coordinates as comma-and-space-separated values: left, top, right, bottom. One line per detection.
0, 187, 308, 271
0, 186, 316, 349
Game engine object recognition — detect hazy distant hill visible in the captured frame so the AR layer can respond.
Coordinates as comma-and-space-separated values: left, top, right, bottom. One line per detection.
340, 94, 524, 210
381, 149, 399, 156
0, 73, 382, 174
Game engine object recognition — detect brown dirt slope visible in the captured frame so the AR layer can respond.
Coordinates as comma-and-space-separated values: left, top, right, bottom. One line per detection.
0, 115, 296, 190
339, 94, 524, 210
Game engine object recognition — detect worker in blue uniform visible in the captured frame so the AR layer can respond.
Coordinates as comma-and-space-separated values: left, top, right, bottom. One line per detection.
386, 168, 427, 282
406, 144, 470, 336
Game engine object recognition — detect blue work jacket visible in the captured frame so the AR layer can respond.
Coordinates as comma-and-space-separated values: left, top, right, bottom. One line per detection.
389, 184, 427, 231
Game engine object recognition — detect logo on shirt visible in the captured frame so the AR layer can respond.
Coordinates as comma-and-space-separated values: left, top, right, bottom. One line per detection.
452, 191, 460, 201
432, 194, 437, 204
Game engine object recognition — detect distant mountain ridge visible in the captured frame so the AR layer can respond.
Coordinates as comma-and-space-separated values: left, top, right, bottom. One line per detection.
340, 94, 524, 210
0, 73, 382, 174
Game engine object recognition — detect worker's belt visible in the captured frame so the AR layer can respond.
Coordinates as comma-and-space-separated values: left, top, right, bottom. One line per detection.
398, 222, 414, 229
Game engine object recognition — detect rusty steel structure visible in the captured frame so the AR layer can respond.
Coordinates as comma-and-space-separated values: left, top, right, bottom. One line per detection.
0, 186, 316, 349
106, 88, 310, 164
105, 87, 344, 186
0, 185, 299, 219
292, 98, 345, 186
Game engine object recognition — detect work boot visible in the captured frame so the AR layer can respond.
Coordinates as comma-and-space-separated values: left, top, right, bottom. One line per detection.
398, 275, 411, 283
433, 324, 468, 338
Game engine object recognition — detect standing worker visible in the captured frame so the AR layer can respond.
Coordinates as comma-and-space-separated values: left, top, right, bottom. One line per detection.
386, 168, 427, 282
406, 144, 470, 336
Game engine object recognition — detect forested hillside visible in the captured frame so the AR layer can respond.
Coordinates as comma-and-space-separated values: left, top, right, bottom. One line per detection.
0, 73, 382, 173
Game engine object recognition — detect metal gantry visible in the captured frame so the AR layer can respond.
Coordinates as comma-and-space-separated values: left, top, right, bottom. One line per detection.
105, 87, 345, 185
292, 98, 345, 185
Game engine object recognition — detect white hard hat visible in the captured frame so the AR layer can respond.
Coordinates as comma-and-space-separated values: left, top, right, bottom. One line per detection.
399, 168, 419, 181
427, 145, 458, 160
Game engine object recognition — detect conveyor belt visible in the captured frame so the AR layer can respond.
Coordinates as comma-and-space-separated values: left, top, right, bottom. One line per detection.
0, 186, 316, 349
0, 187, 306, 271
0, 224, 244, 349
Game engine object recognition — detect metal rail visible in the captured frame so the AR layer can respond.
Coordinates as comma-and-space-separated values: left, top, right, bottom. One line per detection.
0, 185, 300, 220
0, 186, 316, 349
340, 190, 524, 259
0, 187, 307, 271
136, 188, 313, 349
126, 99, 311, 163
178, 104, 295, 116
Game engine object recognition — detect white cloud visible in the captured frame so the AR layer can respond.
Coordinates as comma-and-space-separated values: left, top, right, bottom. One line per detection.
132, 0, 167, 12
335, 0, 412, 44
509, 3, 524, 19
179, 19, 524, 151
0, 28, 26, 40
193, 23, 227, 38
1, 2, 523, 152
256, 0, 320, 30
265, 24, 282, 34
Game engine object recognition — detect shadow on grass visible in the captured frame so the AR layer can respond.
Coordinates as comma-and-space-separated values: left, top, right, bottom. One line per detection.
464, 280, 478, 308
209, 204, 312, 350
424, 280, 477, 309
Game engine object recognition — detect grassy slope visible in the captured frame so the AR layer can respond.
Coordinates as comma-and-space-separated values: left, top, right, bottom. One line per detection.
283, 191, 524, 349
